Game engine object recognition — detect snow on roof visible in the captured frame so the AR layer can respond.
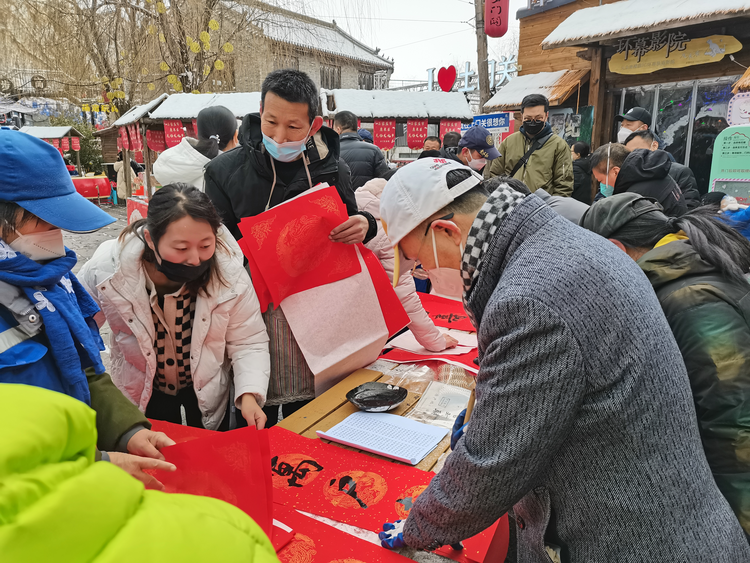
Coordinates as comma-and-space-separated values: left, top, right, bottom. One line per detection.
0, 100, 36, 115
114, 94, 168, 127
19, 125, 81, 138
148, 92, 261, 120
543, 0, 750, 50
483, 70, 590, 111
324, 90, 473, 120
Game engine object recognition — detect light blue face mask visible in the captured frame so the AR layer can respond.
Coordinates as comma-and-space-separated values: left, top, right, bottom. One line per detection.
262, 122, 314, 163
599, 182, 614, 197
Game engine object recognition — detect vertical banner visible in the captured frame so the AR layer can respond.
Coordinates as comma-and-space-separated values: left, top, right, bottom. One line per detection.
485, 0, 510, 38
406, 119, 428, 149
71, 137, 81, 151
117, 136, 122, 151
185, 120, 196, 139
440, 119, 463, 138
51, 138, 59, 148
146, 129, 167, 153
128, 123, 143, 152
163, 119, 185, 148
119, 126, 131, 151
61, 137, 70, 151
373, 119, 396, 150
192, 119, 198, 137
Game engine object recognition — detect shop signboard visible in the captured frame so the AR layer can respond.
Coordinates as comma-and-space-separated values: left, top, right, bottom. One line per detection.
709, 125, 750, 203
610, 34, 741, 75
727, 93, 750, 127
462, 112, 514, 149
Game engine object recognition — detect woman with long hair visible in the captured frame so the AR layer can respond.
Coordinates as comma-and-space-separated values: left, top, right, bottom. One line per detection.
581, 193, 750, 537
80, 183, 270, 430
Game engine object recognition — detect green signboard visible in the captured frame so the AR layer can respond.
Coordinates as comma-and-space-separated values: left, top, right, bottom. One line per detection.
709, 125, 750, 204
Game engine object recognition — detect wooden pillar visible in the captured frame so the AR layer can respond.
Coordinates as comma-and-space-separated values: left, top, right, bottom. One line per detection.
141, 123, 153, 200
75, 140, 82, 176
123, 148, 133, 199
589, 46, 608, 150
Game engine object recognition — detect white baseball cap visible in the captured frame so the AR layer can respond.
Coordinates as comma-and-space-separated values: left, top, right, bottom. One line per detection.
380, 157, 483, 285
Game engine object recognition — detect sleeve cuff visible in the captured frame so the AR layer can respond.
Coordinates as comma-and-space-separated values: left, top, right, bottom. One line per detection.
115, 424, 148, 453
357, 210, 378, 244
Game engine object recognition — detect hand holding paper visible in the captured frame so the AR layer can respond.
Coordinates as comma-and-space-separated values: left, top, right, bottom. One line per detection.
330, 214, 369, 244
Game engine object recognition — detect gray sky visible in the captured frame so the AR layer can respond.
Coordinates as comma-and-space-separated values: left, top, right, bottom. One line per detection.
304, 0, 527, 83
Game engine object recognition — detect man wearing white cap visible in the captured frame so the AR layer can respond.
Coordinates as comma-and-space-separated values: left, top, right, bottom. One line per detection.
377, 158, 750, 562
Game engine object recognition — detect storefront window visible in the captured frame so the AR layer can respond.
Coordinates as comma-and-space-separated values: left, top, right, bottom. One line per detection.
690, 82, 733, 194
655, 86, 693, 164
622, 88, 654, 120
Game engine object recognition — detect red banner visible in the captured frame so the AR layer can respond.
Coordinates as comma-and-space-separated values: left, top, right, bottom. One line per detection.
119, 126, 130, 151
128, 123, 143, 152
163, 119, 185, 148
60, 137, 69, 151
406, 119, 428, 150
71, 137, 80, 151
146, 129, 167, 152
440, 119, 463, 139
50, 138, 59, 148
485, 0, 510, 38
373, 119, 396, 150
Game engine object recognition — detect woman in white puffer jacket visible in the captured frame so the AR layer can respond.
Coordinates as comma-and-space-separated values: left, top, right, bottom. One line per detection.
356, 178, 456, 352
80, 183, 270, 430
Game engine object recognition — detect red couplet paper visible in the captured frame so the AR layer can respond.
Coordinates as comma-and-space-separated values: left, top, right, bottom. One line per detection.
440, 119, 463, 139
360, 244, 410, 337
148, 418, 216, 444
154, 427, 273, 537
61, 137, 70, 151
128, 123, 143, 152
118, 126, 130, 151
163, 119, 185, 148
146, 129, 167, 152
418, 293, 476, 332
406, 119, 428, 150
237, 186, 361, 311
379, 346, 479, 374
274, 503, 412, 563
71, 137, 80, 151
51, 138, 60, 148
374, 119, 396, 150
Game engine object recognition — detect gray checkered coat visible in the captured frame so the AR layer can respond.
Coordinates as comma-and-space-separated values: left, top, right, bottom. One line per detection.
403, 195, 750, 561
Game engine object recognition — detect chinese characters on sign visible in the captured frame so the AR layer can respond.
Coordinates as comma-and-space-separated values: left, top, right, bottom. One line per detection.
406, 119, 428, 149
616, 31, 689, 63
373, 119, 396, 150
485, 0, 509, 38
439, 119, 462, 139
163, 119, 185, 148
71, 137, 80, 151
146, 129, 167, 153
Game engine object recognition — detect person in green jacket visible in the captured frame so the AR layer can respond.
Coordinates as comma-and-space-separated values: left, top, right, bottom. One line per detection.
0, 383, 279, 563
486, 94, 574, 198
581, 193, 750, 538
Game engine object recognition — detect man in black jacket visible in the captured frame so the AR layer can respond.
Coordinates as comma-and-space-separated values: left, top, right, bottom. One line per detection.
624, 130, 700, 209
590, 143, 686, 217
334, 110, 389, 189
204, 69, 377, 426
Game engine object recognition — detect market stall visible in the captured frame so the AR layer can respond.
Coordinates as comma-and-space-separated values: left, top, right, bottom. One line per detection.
19, 125, 84, 175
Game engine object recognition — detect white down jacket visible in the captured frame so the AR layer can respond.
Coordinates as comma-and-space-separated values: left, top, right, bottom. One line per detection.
356, 179, 447, 352
152, 137, 211, 191
79, 227, 270, 430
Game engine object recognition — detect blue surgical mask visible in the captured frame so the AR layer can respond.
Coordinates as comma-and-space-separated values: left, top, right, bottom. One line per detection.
599, 182, 614, 197
262, 123, 314, 163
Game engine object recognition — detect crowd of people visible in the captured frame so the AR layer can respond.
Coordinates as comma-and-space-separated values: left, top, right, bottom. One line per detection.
2, 70, 750, 562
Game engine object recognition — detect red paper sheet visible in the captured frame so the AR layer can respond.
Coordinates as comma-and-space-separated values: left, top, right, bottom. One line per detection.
148, 419, 216, 443
418, 293, 476, 332
272, 522, 295, 552
359, 244, 410, 337
153, 427, 273, 537
274, 503, 412, 563
238, 186, 361, 311
379, 347, 480, 374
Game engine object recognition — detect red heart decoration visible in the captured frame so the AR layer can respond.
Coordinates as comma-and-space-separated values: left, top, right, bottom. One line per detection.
437, 66, 457, 92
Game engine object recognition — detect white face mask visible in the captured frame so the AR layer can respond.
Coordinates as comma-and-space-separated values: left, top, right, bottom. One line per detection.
427, 226, 465, 301
467, 152, 487, 172
10, 228, 66, 261
617, 125, 638, 144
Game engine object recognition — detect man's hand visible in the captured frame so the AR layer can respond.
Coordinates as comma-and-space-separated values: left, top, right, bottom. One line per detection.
108, 452, 176, 490
330, 215, 368, 245
126, 429, 175, 460
379, 520, 407, 550
443, 334, 459, 349
240, 393, 267, 430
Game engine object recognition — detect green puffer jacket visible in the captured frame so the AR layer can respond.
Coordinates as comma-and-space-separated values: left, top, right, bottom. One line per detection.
639, 237, 750, 536
0, 384, 279, 563
487, 126, 574, 197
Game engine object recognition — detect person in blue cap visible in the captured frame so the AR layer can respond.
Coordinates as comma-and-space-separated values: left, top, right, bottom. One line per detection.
0, 128, 176, 488
438, 125, 500, 174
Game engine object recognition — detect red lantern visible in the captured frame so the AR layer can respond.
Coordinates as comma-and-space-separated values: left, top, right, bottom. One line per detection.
485, 0, 510, 38
440, 119, 462, 138
406, 119, 428, 150
373, 119, 396, 150
71, 137, 80, 151
163, 119, 185, 148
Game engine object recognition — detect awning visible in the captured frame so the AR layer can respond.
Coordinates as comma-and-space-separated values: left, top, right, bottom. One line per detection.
148, 92, 261, 121
323, 89, 474, 121
483, 69, 590, 112
542, 0, 750, 50
19, 125, 82, 139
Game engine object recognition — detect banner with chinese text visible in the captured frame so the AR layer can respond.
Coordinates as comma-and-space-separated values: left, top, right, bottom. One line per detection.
373, 119, 396, 150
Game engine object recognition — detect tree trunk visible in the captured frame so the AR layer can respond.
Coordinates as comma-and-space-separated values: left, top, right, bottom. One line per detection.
474, 0, 490, 111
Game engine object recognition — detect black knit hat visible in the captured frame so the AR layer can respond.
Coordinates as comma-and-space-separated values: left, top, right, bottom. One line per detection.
579, 193, 664, 239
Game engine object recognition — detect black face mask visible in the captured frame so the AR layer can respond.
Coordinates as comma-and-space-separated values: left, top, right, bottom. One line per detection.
153, 247, 210, 284
523, 120, 545, 137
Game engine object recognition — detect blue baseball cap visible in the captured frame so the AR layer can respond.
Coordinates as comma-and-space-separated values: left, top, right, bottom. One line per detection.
358, 128, 374, 143
0, 129, 115, 233
458, 125, 501, 160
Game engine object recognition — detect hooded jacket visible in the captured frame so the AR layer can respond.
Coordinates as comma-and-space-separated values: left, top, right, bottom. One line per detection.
153, 137, 211, 191
488, 123, 574, 198
339, 131, 389, 189
614, 149, 687, 216
78, 227, 270, 431
403, 194, 749, 561
639, 237, 750, 536
668, 161, 701, 210
355, 179, 446, 351
0, 383, 277, 563
571, 156, 592, 204
204, 113, 374, 244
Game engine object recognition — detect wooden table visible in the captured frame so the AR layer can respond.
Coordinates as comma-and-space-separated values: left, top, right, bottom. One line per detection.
277, 368, 452, 473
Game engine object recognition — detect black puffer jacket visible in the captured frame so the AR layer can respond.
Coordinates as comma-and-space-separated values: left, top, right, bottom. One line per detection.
339, 132, 389, 189
572, 156, 592, 204
614, 149, 687, 217
204, 113, 375, 243
668, 162, 701, 210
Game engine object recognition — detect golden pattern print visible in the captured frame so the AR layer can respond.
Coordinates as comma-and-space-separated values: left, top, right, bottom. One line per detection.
251, 216, 276, 250
311, 195, 339, 214
323, 470, 388, 509
277, 215, 331, 277
278, 533, 316, 563
395, 484, 428, 519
